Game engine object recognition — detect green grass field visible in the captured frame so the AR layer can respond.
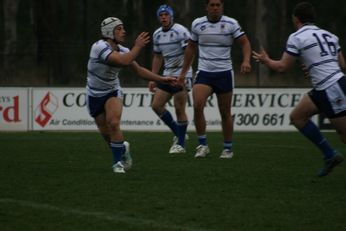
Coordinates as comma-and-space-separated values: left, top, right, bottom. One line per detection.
0, 131, 345, 231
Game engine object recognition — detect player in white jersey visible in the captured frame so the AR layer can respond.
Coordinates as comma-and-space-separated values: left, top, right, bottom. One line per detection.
86, 17, 176, 173
148, 5, 193, 154
253, 2, 346, 177
178, 0, 252, 158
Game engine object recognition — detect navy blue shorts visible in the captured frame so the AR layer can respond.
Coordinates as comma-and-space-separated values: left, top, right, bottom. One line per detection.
308, 76, 346, 118
157, 78, 192, 94
194, 70, 234, 94
157, 82, 184, 94
87, 90, 121, 118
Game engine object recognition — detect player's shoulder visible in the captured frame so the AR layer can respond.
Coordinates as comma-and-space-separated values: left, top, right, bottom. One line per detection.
292, 24, 322, 37
91, 39, 110, 51
92, 39, 107, 47
220, 15, 239, 24
173, 23, 189, 31
192, 16, 208, 26
318, 27, 338, 39
172, 23, 190, 35
153, 27, 163, 37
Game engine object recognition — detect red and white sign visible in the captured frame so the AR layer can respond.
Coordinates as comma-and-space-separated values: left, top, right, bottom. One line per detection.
1, 87, 317, 132
0, 88, 29, 131
34, 91, 59, 127
32, 88, 96, 130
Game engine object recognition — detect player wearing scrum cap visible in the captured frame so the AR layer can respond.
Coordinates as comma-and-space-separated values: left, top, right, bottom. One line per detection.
149, 5, 193, 154
86, 17, 176, 173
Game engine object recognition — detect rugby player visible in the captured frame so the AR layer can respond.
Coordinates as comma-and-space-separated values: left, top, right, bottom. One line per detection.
253, 2, 346, 176
149, 5, 193, 154
178, 0, 252, 158
86, 17, 176, 173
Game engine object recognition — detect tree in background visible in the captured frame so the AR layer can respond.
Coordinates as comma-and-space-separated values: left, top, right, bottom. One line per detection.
0, 0, 344, 87
3, 0, 18, 83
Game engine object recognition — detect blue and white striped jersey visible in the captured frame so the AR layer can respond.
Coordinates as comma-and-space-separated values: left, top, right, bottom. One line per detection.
191, 15, 245, 72
153, 23, 193, 78
86, 40, 129, 97
286, 24, 344, 90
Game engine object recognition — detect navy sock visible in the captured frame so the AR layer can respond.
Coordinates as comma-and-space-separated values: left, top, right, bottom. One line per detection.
198, 135, 207, 146
159, 110, 178, 136
110, 141, 125, 164
299, 120, 335, 159
177, 121, 188, 147
223, 141, 232, 151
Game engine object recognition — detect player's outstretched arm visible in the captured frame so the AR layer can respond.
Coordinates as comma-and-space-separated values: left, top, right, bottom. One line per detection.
252, 47, 296, 72
108, 32, 150, 66
130, 61, 177, 86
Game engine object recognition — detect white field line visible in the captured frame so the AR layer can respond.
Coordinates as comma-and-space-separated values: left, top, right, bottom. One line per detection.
0, 198, 211, 231
243, 143, 309, 150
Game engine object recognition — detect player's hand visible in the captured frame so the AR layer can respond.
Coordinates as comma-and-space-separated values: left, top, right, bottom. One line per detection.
176, 75, 186, 89
148, 81, 157, 93
134, 32, 150, 48
161, 76, 177, 87
252, 47, 269, 65
240, 61, 251, 74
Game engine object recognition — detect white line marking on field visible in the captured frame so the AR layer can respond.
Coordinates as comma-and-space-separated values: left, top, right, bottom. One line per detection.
244, 143, 310, 150
0, 198, 211, 231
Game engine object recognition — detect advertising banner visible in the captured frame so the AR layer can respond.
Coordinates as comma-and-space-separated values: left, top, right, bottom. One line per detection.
0, 88, 29, 131
30, 87, 315, 131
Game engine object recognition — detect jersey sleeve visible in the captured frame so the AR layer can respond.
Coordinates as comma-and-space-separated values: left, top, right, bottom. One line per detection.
152, 32, 162, 54
285, 34, 300, 57
334, 34, 342, 52
180, 26, 191, 48
93, 42, 113, 62
231, 19, 245, 39
190, 20, 199, 42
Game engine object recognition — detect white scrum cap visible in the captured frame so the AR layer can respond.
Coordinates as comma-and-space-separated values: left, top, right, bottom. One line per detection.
101, 17, 123, 39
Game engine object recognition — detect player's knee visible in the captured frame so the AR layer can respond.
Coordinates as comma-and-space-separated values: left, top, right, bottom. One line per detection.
289, 112, 301, 127
289, 114, 297, 126
193, 101, 204, 110
290, 114, 311, 130
107, 119, 120, 132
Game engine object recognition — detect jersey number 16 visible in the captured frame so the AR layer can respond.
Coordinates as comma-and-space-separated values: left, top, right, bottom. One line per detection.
312, 33, 337, 57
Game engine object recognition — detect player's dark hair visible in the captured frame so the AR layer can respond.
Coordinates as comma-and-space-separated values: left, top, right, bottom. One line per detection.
293, 2, 316, 23
206, 0, 224, 4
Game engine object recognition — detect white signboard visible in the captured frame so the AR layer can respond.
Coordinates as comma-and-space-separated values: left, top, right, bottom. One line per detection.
0, 88, 29, 131
121, 88, 306, 131
29, 87, 314, 131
